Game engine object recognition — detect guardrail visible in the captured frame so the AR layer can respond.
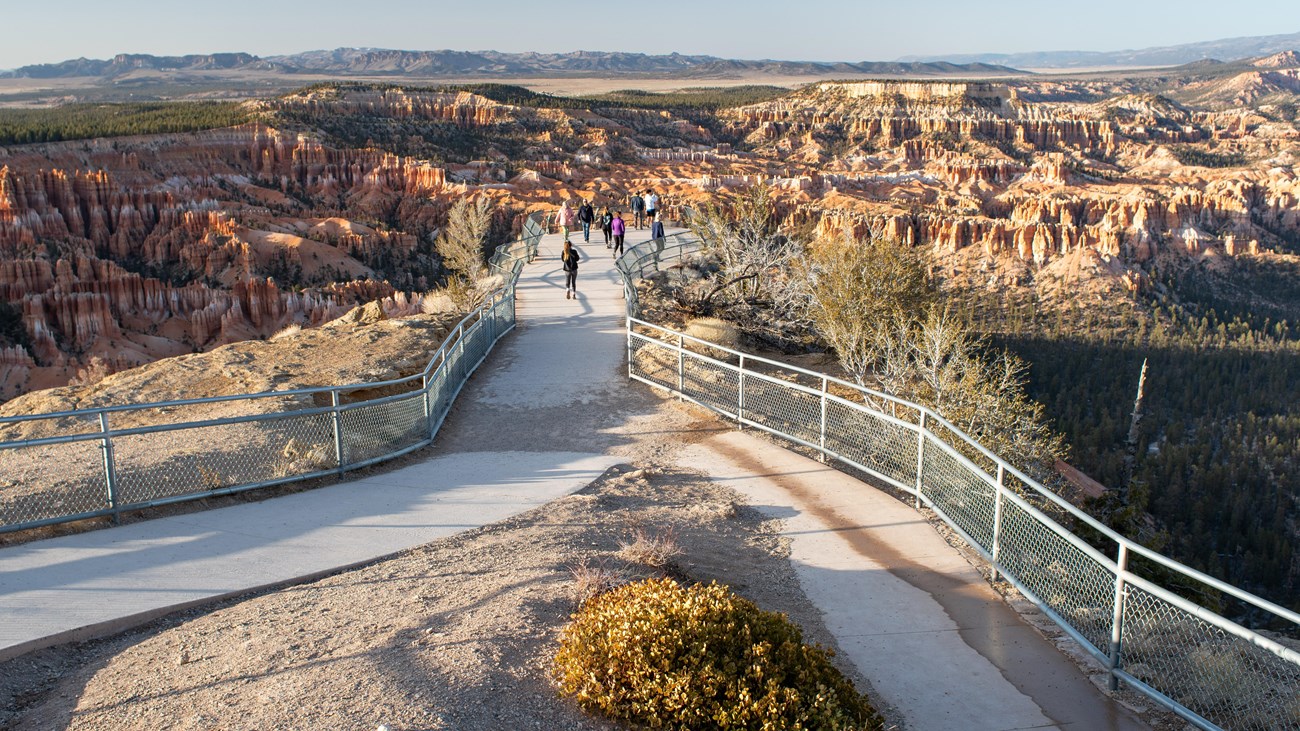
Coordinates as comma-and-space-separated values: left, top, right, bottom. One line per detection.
0, 213, 546, 534
615, 233, 1300, 731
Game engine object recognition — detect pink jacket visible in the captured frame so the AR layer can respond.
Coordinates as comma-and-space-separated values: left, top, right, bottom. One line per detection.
559, 205, 576, 226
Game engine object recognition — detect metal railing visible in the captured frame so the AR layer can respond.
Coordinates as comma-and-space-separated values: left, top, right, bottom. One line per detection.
0, 213, 546, 534
616, 234, 1300, 731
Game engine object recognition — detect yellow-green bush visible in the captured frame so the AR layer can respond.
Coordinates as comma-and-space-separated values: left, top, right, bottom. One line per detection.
554, 577, 882, 730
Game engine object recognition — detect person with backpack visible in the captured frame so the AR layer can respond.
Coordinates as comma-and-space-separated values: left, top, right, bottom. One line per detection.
629, 192, 645, 229
561, 239, 582, 299
645, 190, 660, 224
577, 200, 595, 243
600, 205, 614, 248
611, 211, 626, 257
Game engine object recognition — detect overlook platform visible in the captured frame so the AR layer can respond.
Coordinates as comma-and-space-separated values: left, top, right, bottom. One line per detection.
0, 222, 1149, 729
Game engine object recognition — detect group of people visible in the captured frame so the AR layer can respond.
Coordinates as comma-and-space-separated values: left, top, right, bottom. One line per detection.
556, 189, 666, 299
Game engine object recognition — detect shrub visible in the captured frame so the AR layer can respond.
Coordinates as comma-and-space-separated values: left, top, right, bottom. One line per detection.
554, 578, 881, 730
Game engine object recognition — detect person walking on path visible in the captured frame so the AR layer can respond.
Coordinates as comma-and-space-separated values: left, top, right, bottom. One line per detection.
561, 239, 582, 299
645, 190, 660, 224
600, 206, 614, 248
611, 211, 626, 257
650, 212, 666, 265
630, 191, 646, 229
577, 200, 595, 243
557, 201, 576, 241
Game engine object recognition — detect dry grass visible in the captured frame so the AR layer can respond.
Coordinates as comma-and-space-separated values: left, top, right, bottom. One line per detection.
270, 324, 302, 341
617, 526, 684, 568
683, 317, 741, 359
568, 559, 626, 605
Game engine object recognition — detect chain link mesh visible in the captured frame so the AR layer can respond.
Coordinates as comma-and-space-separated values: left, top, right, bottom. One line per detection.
997, 498, 1117, 652
113, 412, 336, 505
921, 437, 998, 551
681, 351, 739, 416
0, 440, 108, 526
742, 375, 822, 446
339, 392, 428, 465
823, 401, 918, 487
1121, 583, 1300, 730
629, 333, 678, 391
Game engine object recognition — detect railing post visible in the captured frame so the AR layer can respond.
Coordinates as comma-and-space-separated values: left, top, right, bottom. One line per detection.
626, 318, 634, 378
456, 324, 465, 380
330, 389, 345, 471
915, 411, 927, 509
737, 355, 746, 429
819, 377, 828, 463
677, 332, 684, 401
97, 411, 120, 524
422, 373, 433, 437
1109, 544, 1130, 691
991, 464, 1005, 582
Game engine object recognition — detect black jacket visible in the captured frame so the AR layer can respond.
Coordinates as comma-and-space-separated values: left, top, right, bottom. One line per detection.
562, 248, 582, 271
577, 204, 595, 223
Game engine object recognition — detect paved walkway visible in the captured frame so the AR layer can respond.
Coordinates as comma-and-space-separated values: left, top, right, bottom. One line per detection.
0, 222, 1149, 729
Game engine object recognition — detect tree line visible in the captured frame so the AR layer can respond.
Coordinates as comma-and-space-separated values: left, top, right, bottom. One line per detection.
0, 102, 253, 146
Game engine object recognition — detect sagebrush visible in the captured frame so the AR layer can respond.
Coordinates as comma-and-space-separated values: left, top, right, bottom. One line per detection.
554, 577, 882, 730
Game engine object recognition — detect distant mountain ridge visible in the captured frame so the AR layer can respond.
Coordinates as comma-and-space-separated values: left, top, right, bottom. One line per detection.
899, 30, 1300, 69
1, 48, 1021, 79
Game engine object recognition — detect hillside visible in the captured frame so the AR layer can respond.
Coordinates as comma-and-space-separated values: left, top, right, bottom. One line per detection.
2, 48, 1023, 80
902, 29, 1300, 68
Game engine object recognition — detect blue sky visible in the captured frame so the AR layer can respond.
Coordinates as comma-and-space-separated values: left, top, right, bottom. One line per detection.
3, 0, 1297, 69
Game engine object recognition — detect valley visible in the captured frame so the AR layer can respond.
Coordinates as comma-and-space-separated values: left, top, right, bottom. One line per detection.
2, 51, 1300, 611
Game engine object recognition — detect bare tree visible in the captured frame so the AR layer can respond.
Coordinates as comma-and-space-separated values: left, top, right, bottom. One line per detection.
436, 197, 493, 308
687, 186, 805, 308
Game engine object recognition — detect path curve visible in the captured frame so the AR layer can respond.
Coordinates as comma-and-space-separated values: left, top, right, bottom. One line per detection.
0, 223, 1149, 730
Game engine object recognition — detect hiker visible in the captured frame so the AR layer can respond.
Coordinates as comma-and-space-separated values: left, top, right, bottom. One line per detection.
611, 211, 626, 257
645, 189, 660, 224
561, 239, 582, 299
600, 205, 614, 248
577, 199, 595, 243
558, 200, 576, 240
630, 191, 646, 229
650, 212, 666, 266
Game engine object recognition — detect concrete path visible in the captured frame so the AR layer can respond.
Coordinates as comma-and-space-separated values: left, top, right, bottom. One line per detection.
0, 220, 1150, 730
0, 451, 617, 661
679, 431, 1148, 731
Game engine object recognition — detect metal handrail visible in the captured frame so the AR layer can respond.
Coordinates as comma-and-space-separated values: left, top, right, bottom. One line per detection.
0, 212, 546, 533
616, 232, 1300, 731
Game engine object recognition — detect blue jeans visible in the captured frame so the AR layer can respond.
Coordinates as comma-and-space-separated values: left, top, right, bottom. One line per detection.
581, 221, 591, 241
